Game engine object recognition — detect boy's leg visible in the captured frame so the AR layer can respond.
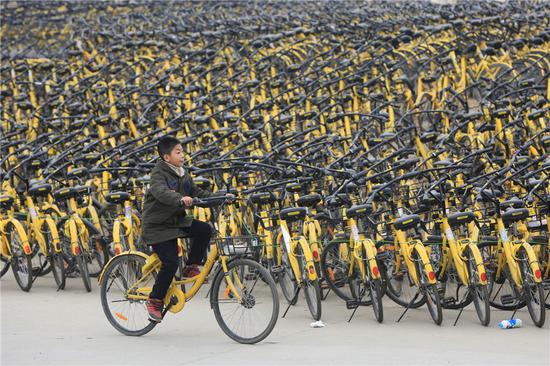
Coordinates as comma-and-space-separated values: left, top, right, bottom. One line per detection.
149, 238, 179, 299
184, 219, 213, 265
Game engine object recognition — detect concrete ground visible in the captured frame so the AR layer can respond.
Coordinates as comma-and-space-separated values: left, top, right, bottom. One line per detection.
1, 270, 549, 366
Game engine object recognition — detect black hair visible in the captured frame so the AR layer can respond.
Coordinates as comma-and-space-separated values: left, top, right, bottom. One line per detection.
157, 136, 182, 159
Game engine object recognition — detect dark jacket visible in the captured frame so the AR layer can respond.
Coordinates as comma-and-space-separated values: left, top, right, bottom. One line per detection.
141, 159, 211, 245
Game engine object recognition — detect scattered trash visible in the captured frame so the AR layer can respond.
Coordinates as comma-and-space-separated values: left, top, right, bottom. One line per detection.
498, 319, 522, 329
310, 320, 326, 328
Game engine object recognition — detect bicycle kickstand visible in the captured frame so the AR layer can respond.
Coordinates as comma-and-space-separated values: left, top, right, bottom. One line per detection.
453, 288, 472, 326
31, 259, 50, 285
347, 285, 368, 323
282, 286, 301, 318
396, 289, 422, 323
509, 296, 522, 320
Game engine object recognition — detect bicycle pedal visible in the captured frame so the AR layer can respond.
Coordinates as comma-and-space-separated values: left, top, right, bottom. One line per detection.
271, 265, 283, 273
345, 300, 369, 309
442, 297, 456, 306
245, 274, 259, 281
500, 294, 516, 305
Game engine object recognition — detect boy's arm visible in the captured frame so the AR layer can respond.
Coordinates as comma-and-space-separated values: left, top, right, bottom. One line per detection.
149, 172, 184, 207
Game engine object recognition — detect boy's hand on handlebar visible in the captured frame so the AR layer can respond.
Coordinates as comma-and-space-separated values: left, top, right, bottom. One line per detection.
181, 196, 193, 207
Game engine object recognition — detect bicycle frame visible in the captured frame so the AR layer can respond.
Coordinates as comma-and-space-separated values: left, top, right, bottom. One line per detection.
277, 218, 318, 283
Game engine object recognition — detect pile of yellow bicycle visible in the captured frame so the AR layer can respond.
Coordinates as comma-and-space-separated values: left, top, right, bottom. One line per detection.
1, 0, 548, 343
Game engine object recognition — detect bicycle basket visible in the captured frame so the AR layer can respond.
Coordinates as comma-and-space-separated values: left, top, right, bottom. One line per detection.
215, 235, 262, 256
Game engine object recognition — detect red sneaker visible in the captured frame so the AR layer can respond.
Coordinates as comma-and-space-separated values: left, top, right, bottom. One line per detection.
146, 297, 164, 323
181, 264, 201, 278
181, 264, 208, 282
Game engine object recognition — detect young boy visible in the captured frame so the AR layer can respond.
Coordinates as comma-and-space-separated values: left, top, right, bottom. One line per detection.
142, 136, 233, 322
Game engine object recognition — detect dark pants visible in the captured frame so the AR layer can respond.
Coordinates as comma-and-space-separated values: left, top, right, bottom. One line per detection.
149, 220, 212, 300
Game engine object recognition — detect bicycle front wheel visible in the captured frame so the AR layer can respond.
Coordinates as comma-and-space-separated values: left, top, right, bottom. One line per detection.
412, 249, 442, 325
7, 223, 33, 292
518, 247, 545, 327
100, 254, 158, 336
76, 238, 92, 292
278, 235, 298, 304
370, 277, 384, 323
297, 244, 322, 320
211, 258, 279, 344
0, 256, 9, 278
465, 247, 490, 326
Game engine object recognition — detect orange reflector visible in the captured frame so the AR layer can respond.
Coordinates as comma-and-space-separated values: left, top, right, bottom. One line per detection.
23, 245, 31, 254
223, 285, 230, 299
74, 246, 81, 255
535, 269, 541, 279
327, 268, 335, 281
115, 247, 121, 255
115, 312, 128, 321
372, 267, 379, 276
480, 273, 487, 282
309, 266, 315, 274
428, 271, 435, 281
312, 250, 319, 260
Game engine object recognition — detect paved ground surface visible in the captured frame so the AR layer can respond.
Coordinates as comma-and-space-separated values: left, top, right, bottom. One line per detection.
2, 270, 549, 366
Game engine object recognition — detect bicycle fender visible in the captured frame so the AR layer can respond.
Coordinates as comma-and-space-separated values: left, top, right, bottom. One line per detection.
97, 250, 150, 285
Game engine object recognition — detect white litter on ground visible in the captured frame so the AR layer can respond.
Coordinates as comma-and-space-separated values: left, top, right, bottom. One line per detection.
310, 320, 326, 328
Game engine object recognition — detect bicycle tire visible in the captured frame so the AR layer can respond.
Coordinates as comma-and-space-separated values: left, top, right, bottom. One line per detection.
101, 253, 158, 336
320, 240, 356, 302
42, 223, 65, 289
211, 258, 279, 344
518, 247, 545, 327
278, 233, 298, 305
76, 238, 92, 292
8, 223, 33, 292
466, 247, 490, 326
0, 257, 10, 278
382, 249, 426, 309
370, 277, 384, 323
413, 249, 442, 325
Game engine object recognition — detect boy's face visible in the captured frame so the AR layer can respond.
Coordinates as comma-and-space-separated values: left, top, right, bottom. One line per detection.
163, 144, 185, 167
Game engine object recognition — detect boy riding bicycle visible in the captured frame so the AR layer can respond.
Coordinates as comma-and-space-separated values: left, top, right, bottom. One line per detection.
141, 136, 233, 322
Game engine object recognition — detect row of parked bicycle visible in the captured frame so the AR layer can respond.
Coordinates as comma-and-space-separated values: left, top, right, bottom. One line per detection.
1, 0, 548, 341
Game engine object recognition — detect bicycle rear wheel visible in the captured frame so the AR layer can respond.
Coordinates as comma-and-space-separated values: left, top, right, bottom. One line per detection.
100, 254, 158, 336
88, 236, 109, 277
518, 247, 545, 327
321, 240, 355, 302
211, 258, 279, 344
383, 249, 426, 308
481, 246, 526, 310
